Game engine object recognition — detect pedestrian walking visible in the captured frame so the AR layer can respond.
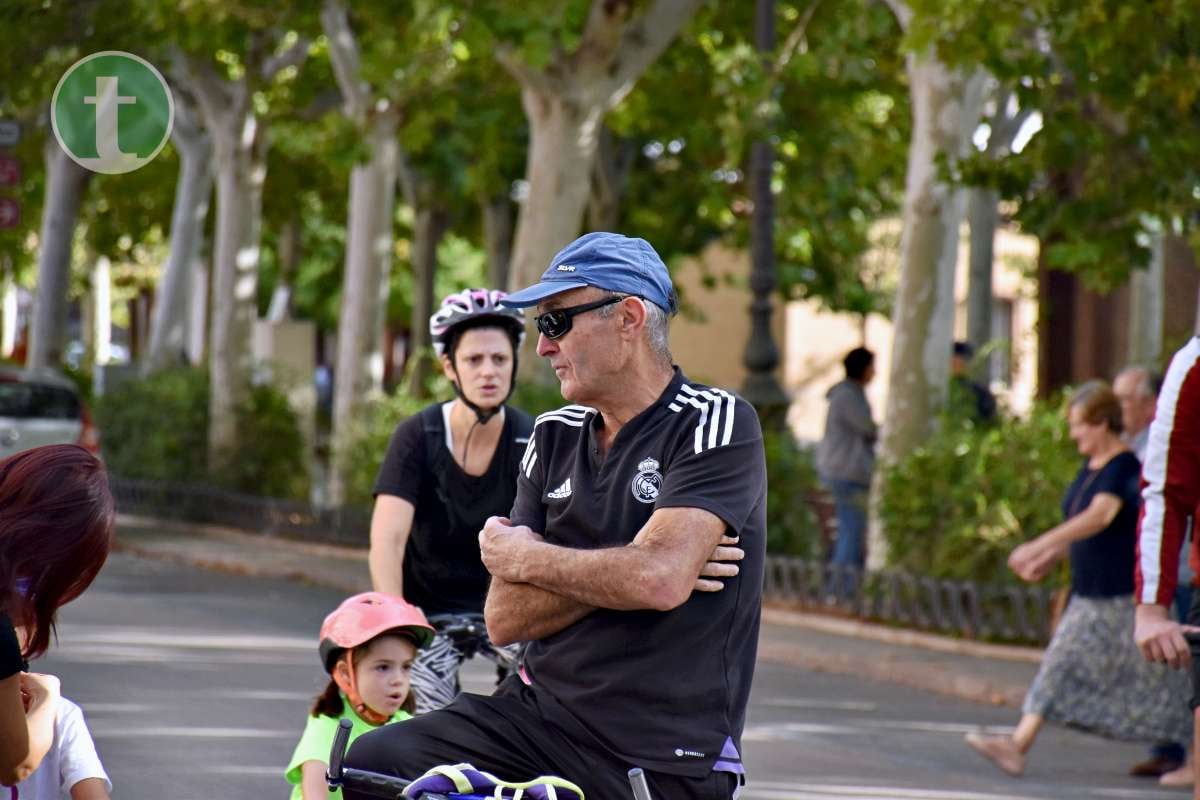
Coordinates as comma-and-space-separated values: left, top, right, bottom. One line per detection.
1134, 336, 1200, 795
816, 347, 877, 588
966, 382, 1191, 777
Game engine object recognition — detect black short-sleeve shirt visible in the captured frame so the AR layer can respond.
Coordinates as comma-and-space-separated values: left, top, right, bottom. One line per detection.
1, 612, 24, 680
510, 369, 766, 778
1064, 451, 1142, 597
374, 403, 533, 615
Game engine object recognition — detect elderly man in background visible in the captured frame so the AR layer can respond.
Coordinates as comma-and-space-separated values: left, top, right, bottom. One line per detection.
1115, 366, 1162, 461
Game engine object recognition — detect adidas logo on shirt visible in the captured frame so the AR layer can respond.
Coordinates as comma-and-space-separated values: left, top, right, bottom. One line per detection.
547, 478, 572, 499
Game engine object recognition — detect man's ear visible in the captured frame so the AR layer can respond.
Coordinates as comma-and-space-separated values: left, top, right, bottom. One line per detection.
620, 297, 648, 337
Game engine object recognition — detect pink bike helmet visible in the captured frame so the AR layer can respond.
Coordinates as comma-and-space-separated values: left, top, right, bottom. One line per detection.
318, 591, 434, 672
429, 288, 525, 358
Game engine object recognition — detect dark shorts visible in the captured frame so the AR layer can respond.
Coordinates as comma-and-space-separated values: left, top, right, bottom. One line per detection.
343, 677, 738, 800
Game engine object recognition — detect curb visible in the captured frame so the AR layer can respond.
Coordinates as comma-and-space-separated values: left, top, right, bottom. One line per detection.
761, 607, 1044, 664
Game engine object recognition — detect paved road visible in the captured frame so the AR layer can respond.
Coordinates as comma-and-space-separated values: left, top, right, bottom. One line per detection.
36, 554, 1184, 800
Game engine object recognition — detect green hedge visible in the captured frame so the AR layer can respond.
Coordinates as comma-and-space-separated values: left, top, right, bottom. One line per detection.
94, 367, 309, 500
877, 400, 1078, 584
763, 428, 822, 557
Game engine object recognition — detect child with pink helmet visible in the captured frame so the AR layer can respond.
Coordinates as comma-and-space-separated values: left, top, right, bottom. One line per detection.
285, 592, 434, 800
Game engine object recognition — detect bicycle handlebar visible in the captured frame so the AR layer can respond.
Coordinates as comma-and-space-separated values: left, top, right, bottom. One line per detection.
328, 717, 442, 799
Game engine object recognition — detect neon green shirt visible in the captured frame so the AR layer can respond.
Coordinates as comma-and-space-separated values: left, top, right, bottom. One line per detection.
285, 707, 413, 800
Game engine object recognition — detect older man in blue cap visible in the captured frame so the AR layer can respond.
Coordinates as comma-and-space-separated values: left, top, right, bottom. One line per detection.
344, 232, 766, 800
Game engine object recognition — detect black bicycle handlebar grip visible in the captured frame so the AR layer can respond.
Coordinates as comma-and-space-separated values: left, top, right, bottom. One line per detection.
341, 767, 416, 799
327, 717, 353, 786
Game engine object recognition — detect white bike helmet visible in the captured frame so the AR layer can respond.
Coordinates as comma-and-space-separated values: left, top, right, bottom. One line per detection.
429, 288, 525, 358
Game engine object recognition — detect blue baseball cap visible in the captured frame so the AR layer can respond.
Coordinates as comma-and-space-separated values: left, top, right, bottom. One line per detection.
501, 232, 677, 314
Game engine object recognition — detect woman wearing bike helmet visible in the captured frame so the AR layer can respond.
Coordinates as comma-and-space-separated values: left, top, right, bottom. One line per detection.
285, 592, 433, 800
369, 288, 533, 713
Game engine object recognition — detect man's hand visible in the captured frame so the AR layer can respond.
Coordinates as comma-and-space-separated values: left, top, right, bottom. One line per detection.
695, 535, 743, 592
1135, 603, 1200, 669
479, 516, 543, 583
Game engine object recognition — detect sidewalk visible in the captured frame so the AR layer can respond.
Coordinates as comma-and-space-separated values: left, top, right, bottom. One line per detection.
114, 514, 1041, 708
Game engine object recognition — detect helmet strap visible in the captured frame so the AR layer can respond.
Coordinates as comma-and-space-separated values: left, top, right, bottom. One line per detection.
333, 651, 391, 726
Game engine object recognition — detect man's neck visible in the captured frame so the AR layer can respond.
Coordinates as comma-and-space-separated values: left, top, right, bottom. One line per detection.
592, 363, 675, 453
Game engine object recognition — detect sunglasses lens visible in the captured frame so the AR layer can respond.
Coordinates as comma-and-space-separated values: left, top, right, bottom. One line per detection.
537, 311, 568, 339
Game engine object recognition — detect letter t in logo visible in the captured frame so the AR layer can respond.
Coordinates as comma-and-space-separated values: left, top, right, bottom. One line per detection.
84, 76, 136, 161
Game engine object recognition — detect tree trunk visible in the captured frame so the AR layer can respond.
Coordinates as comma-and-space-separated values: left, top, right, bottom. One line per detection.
1127, 229, 1165, 365
28, 141, 90, 369
406, 206, 449, 398
498, 0, 703, 384
586, 124, 636, 232
482, 194, 513, 290
207, 123, 264, 467
187, 258, 208, 366
92, 256, 111, 365
0, 276, 16, 359
508, 90, 603, 379
267, 213, 301, 322
965, 186, 998, 374
328, 115, 398, 507
868, 48, 986, 569
146, 102, 212, 374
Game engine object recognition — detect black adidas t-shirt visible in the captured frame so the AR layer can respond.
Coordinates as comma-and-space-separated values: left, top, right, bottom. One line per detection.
510, 369, 766, 778
374, 403, 533, 615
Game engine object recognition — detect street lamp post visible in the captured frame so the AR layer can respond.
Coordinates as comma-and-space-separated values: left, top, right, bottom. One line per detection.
742, 0, 789, 428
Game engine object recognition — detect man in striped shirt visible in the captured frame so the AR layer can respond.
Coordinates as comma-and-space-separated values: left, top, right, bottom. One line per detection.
1135, 335, 1200, 665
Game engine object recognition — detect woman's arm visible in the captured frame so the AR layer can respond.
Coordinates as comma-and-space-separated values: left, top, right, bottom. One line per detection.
300, 759, 329, 800
368, 495, 416, 596
1009, 493, 1123, 582
0, 672, 59, 786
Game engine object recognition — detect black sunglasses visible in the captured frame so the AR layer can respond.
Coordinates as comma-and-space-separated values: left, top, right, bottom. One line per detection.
534, 296, 624, 340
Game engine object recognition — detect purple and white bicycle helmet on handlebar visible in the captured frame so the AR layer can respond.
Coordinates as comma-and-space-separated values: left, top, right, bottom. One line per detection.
429, 288, 525, 358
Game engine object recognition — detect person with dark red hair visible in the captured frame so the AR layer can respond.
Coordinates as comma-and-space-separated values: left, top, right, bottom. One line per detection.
0, 444, 115, 787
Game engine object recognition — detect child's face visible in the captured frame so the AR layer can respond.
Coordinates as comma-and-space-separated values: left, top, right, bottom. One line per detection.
354, 635, 417, 718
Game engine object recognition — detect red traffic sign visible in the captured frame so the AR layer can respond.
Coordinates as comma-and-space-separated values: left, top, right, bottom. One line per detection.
0, 157, 19, 187
0, 198, 19, 229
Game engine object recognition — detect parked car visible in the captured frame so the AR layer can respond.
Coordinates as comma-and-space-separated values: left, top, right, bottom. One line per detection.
0, 367, 100, 459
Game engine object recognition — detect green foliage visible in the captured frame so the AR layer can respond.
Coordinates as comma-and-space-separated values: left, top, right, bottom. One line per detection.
94, 368, 210, 484
763, 429, 822, 557
878, 400, 1079, 584
613, 0, 909, 316
340, 367, 454, 507
94, 367, 310, 499
910, 0, 1200, 288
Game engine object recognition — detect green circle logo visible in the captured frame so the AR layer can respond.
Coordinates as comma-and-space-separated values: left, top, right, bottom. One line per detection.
52, 51, 174, 175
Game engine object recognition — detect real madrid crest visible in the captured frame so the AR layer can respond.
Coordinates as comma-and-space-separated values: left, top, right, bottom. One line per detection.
631, 457, 663, 504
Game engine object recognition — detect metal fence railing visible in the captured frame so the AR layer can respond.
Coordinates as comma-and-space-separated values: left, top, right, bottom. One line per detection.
111, 476, 371, 547
763, 559, 1056, 645
112, 477, 1055, 645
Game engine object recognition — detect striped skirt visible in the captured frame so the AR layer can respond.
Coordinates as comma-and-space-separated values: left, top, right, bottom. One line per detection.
1023, 593, 1192, 742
